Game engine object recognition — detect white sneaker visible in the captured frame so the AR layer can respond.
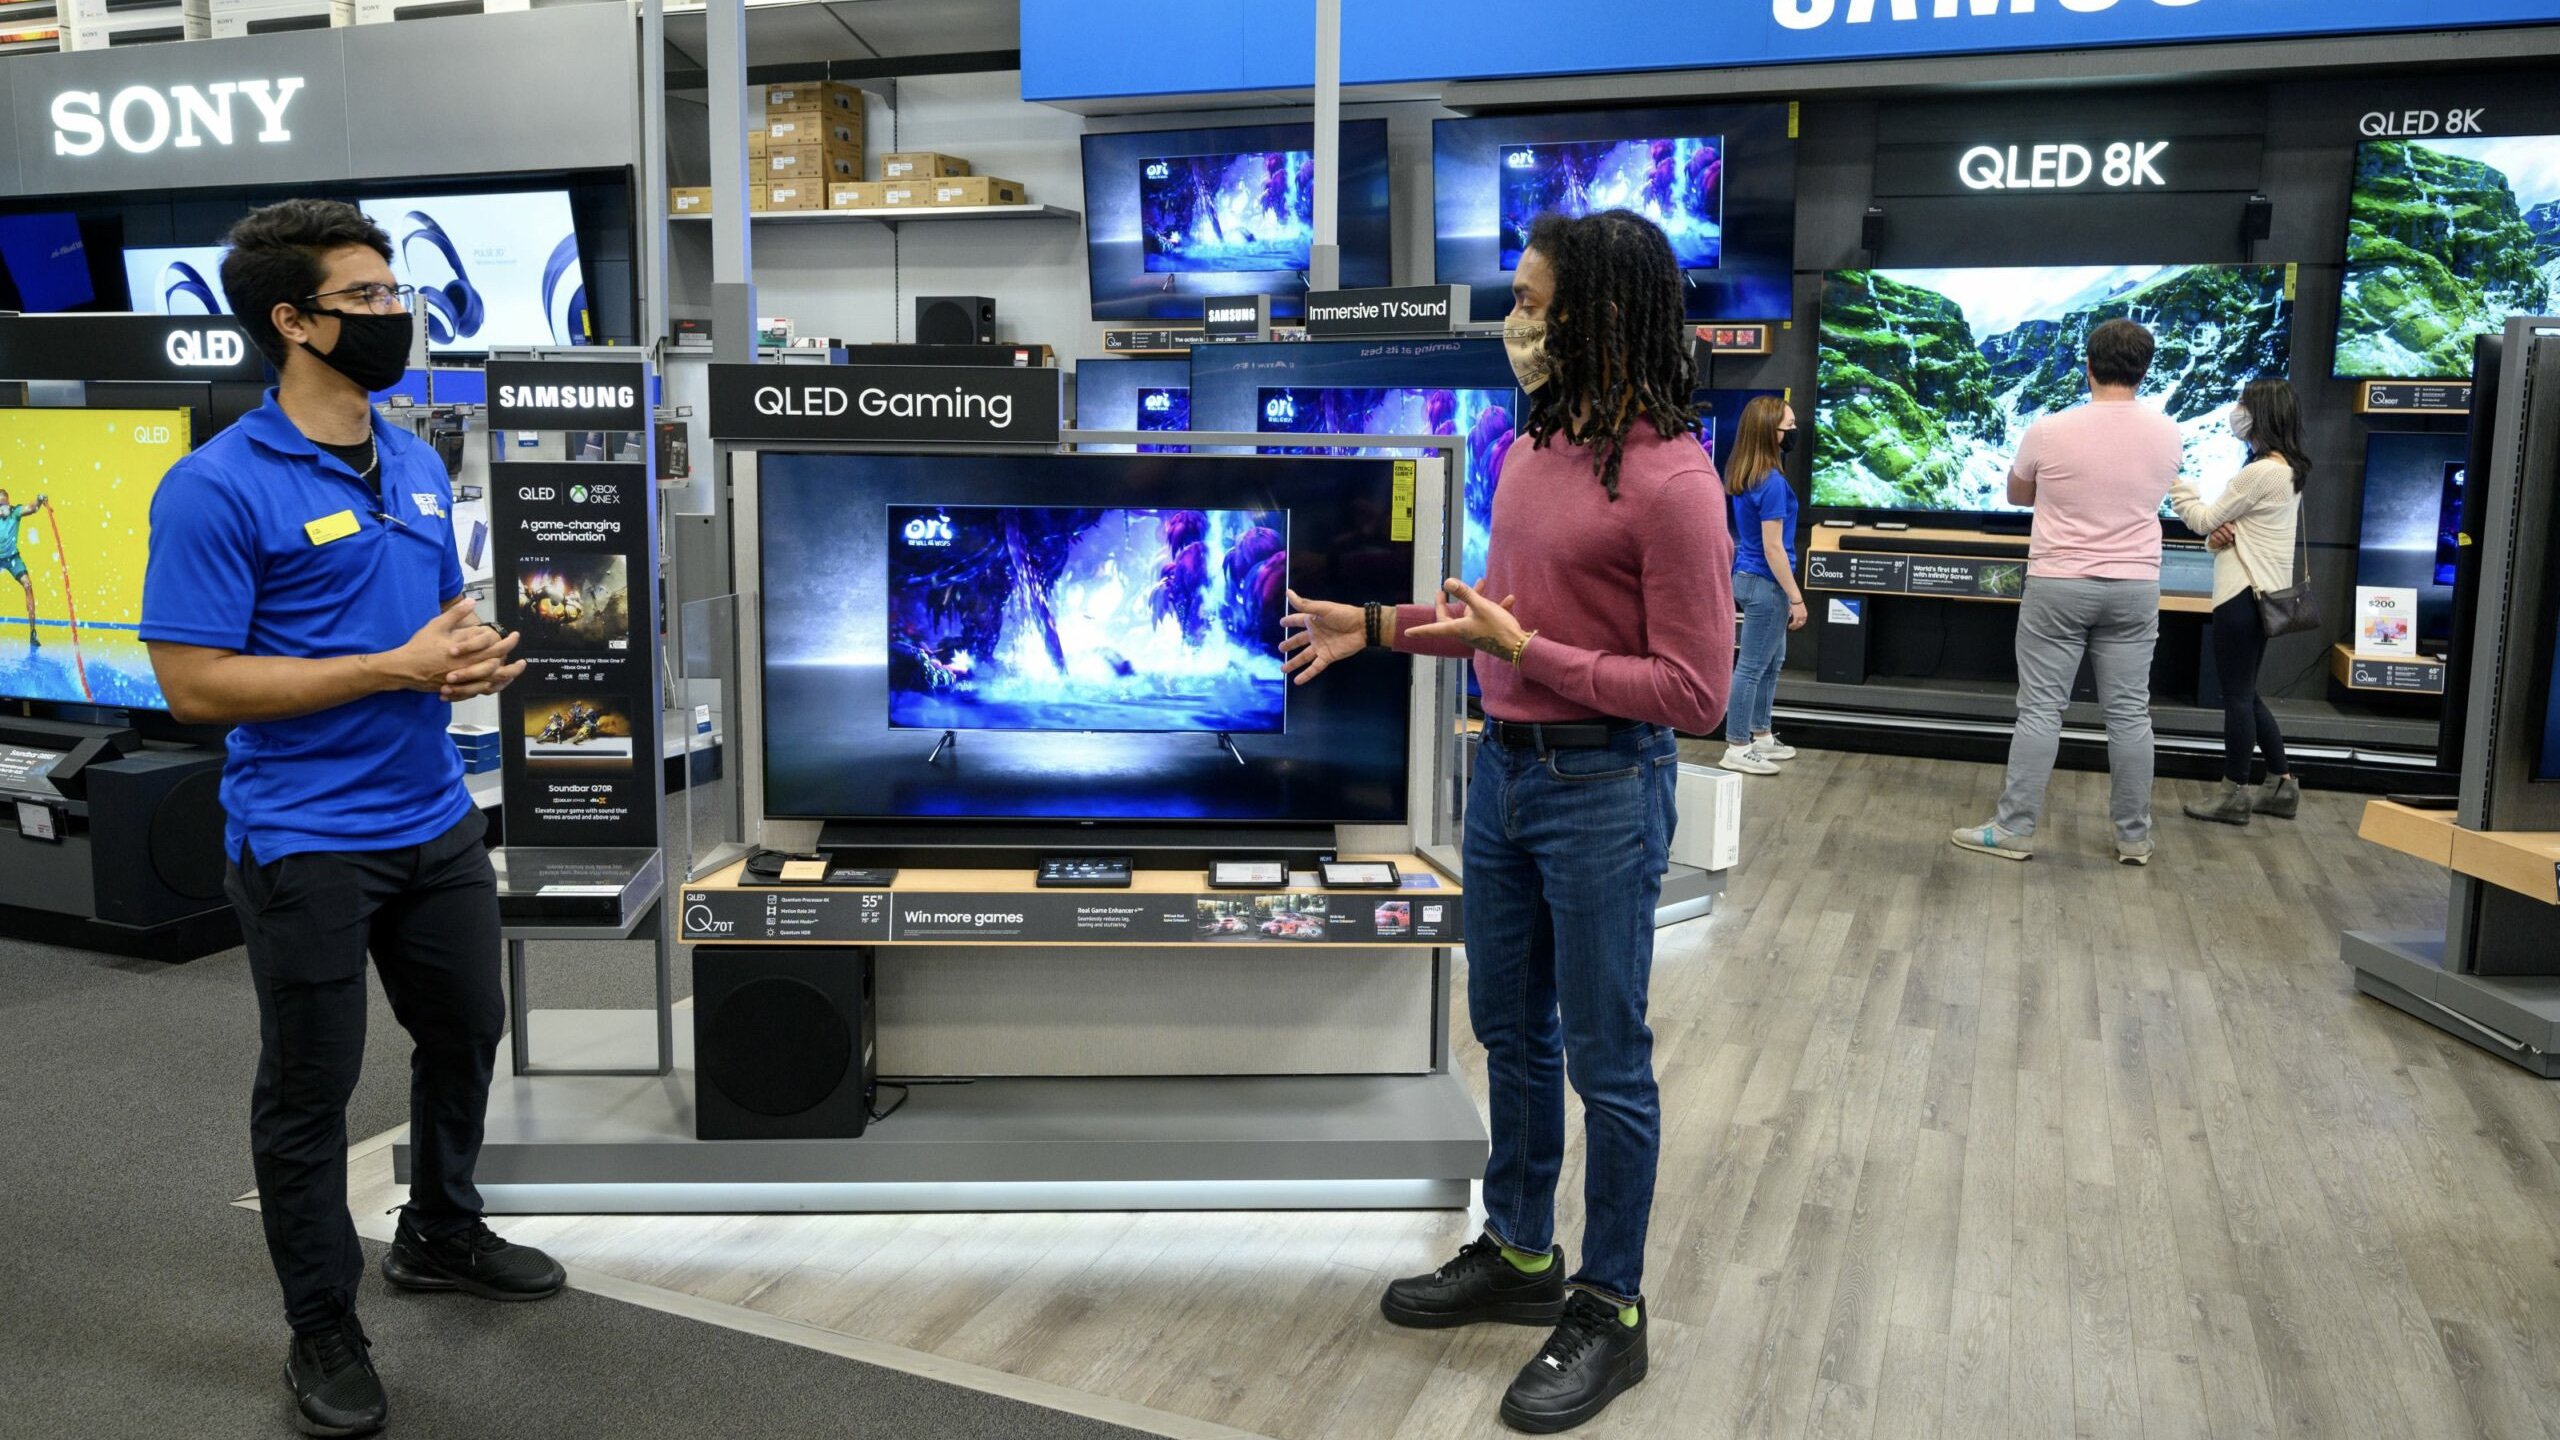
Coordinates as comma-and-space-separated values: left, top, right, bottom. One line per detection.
1751, 733, 1797, 761
1718, 744, 1780, 776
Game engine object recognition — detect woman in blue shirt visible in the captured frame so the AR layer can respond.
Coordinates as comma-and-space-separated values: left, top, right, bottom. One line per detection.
1719, 396, 1806, 775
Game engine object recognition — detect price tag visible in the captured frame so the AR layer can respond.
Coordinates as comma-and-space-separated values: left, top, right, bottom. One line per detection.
1391, 460, 1416, 542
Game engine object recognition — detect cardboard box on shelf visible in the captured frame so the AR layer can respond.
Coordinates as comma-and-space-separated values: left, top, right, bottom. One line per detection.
765, 81, 862, 118
765, 114, 862, 156
880, 152, 970, 181
761, 181, 823, 213
669, 187, 714, 216
748, 129, 769, 158
928, 176, 1028, 208
829, 182, 880, 210
768, 147, 859, 183
876, 183, 931, 208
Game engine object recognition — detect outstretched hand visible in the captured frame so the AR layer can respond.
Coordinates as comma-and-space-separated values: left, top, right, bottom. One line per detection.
1401, 579, 1525, 660
1279, 590, 1367, 686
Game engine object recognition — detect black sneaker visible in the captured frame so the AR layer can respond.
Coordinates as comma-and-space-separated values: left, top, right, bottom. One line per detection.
284, 1314, 385, 1438
1380, 1235, 1567, 1329
381, 1215, 566, 1301
1498, 1289, 1648, 1434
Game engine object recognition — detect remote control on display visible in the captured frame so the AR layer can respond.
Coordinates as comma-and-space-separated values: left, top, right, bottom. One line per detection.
1036, 857, 1134, 888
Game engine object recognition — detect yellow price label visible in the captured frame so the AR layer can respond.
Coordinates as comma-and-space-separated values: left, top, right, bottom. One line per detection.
303, 509, 360, 546
1391, 460, 1416, 543
2284, 263, 2298, 302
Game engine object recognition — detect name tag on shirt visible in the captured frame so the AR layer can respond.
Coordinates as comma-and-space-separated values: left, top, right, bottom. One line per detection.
303, 510, 360, 546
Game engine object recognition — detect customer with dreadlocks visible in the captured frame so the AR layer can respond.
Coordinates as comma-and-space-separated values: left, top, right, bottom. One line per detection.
1282, 209, 1732, 1433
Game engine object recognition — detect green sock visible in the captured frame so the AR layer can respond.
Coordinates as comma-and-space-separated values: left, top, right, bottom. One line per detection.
1618, 1303, 1641, 1328
1500, 1244, 1554, 1275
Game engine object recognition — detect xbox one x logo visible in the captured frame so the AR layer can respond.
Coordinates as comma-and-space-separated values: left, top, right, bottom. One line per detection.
570, 485, 587, 503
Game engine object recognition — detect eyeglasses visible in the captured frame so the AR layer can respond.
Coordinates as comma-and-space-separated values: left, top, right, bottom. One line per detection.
298, 282, 416, 316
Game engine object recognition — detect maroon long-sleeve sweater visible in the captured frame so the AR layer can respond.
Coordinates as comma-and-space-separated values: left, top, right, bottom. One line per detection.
1396, 422, 1735, 735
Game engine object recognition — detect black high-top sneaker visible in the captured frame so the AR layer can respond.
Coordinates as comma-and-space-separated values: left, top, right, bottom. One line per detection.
284, 1314, 385, 1437
1498, 1289, 1648, 1433
1380, 1235, 1567, 1329
381, 1214, 565, 1301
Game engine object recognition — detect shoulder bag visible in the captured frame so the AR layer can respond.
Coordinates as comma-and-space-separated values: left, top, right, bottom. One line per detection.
2253, 495, 2320, 639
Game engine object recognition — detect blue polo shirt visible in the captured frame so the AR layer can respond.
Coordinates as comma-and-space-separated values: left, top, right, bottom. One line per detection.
141, 392, 469, 862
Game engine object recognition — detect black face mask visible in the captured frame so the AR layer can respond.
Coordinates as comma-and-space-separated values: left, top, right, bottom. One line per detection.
298, 309, 414, 394
1778, 428, 1797, 456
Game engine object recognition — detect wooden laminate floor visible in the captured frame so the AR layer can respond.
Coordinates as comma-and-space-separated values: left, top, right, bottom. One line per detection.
347, 748, 2560, 1440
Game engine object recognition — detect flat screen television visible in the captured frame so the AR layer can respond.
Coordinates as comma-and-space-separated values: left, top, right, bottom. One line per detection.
760, 452, 1413, 825
366, 190, 589, 353
884, 504, 1287, 736
0, 407, 191, 710
1081, 120, 1391, 322
122, 245, 231, 315
1434, 103, 1795, 325
2337, 135, 2560, 381
2354, 430, 2468, 649
0, 213, 96, 313
1813, 264, 2294, 513
1071, 357, 1192, 453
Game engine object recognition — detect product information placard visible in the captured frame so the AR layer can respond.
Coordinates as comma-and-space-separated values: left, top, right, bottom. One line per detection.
1806, 552, 1912, 594
2356, 586, 2422, 658
677, 886, 1462, 946
0, 745, 63, 795
1907, 557, 2027, 600
2347, 658, 2447, 694
706, 364, 1063, 445
491, 386, 660, 849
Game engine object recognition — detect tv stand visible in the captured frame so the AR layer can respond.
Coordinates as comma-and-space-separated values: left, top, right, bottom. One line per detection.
1215, 732, 1244, 765
925, 730, 958, 765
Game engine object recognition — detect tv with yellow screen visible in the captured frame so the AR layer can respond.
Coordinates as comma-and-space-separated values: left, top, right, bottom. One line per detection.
0, 407, 191, 710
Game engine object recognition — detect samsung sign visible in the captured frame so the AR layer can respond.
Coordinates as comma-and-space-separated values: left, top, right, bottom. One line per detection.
485, 361, 650, 434
1022, 0, 2560, 100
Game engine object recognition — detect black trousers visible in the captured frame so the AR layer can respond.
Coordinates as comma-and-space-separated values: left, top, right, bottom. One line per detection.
226, 810, 502, 1334
2211, 591, 2291, 785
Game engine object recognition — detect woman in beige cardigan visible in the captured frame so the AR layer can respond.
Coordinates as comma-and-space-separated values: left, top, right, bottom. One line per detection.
2168, 378, 2308, 827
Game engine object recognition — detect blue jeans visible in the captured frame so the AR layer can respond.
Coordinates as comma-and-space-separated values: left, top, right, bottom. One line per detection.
1728, 570, 1788, 744
1464, 721, 1678, 1305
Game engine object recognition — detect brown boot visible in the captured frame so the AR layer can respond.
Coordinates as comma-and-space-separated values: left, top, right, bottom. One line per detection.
2253, 775, 2300, 820
2183, 780, 2253, 827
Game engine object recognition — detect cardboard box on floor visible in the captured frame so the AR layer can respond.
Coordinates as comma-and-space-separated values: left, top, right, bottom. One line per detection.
881, 152, 969, 181
928, 176, 1027, 207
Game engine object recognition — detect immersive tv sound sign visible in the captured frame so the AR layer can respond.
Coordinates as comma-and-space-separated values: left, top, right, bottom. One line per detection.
707, 364, 1063, 444
0, 314, 265, 383
1304, 285, 1469, 339
486, 360, 650, 433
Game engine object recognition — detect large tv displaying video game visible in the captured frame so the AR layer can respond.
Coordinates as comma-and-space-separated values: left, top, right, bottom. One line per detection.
884, 504, 1286, 735
368, 190, 589, 353
1072, 357, 1191, 454
760, 452, 1413, 825
2356, 430, 2470, 648
1434, 104, 1795, 324
1814, 264, 2294, 513
0, 408, 190, 710
1081, 120, 1390, 322
2337, 136, 2560, 381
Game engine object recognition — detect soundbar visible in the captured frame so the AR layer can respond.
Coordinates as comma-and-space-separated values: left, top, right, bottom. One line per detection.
1840, 534, 2031, 559
836, 343, 1054, 368
818, 822, 1335, 869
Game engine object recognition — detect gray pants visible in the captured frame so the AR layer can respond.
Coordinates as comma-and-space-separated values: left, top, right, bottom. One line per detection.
1996, 577, 2159, 843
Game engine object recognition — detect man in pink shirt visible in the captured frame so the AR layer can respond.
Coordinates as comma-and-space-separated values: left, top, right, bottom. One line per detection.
1952, 318, 2184, 866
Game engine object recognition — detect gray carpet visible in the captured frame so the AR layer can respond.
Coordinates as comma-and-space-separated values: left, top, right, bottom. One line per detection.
0, 928, 1161, 1440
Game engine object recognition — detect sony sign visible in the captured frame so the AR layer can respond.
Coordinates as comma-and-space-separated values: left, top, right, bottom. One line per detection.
1958, 140, 2168, 190
1775, 0, 2205, 31
51, 79, 306, 158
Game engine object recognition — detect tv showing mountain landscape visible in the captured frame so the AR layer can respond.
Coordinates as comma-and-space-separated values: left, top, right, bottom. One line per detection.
1813, 264, 2294, 513
2337, 136, 2560, 381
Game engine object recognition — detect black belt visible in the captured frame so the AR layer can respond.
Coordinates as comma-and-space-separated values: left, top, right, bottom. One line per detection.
1482, 718, 1646, 750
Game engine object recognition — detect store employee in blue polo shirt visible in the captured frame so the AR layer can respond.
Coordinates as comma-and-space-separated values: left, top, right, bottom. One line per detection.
141, 200, 562, 1439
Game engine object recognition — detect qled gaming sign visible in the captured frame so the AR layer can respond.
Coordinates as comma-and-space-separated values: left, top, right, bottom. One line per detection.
707, 364, 1064, 445
1022, 0, 2559, 99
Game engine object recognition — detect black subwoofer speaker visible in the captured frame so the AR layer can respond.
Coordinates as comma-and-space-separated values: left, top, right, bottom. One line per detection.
693, 946, 875, 1140
87, 751, 228, 927
916, 294, 995, 345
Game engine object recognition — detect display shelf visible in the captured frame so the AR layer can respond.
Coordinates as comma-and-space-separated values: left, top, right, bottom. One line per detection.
399, 1016, 1487, 1213
2357, 799, 2560, 905
673, 204, 1081, 228
1802, 524, 2214, 614
2330, 644, 2448, 695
